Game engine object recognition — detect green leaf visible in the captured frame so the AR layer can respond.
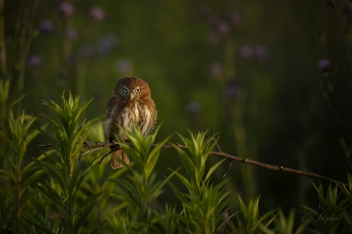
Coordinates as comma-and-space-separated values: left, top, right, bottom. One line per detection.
205, 158, 226, 182
169, 168, 192, 189
33, 183, 66, 211
0, 169, 11, 179
32, 158, 67, 194
23, 216, 56, 234
147, 169, 178, 200
0, 130, 16, 150
22, 149, 54, 175
21, 170, 44, 193
76, 191, 103, 214
0, 212, 15, 234
72, 194, 98, 234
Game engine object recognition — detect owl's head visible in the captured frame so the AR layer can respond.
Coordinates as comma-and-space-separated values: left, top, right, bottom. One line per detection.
114, 77, 151, 101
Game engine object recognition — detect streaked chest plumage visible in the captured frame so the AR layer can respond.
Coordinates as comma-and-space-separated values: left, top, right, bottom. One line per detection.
110, 100, 153, 139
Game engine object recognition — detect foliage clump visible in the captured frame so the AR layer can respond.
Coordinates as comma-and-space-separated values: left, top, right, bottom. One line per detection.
1, 90, 351, 233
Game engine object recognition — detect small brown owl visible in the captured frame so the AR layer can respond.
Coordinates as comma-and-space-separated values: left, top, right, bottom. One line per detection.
105, 77, 157, 169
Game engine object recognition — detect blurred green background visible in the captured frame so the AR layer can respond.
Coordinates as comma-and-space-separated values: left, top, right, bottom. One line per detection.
2, 0, 352, 215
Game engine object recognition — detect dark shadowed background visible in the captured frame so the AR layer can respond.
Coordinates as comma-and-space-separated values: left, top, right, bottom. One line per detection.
2, 0, 352, 218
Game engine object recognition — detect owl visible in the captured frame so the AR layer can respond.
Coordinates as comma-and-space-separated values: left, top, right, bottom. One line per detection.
105, 77, 157, 169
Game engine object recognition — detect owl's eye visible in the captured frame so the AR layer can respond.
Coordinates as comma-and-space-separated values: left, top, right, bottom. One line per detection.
122, 88, 128, 93
136, 88, 141, 93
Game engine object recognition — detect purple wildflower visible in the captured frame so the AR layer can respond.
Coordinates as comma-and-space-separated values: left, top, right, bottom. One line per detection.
255, 45, 268, 60
228, 12, 243, 29
97, 34, 118, 54
210, 62, 223, 78
239, 44, 254, 59
215, 20, 231, 36
224, 80, 239, 99
116, 59, 133, 74
89, 7, 105, 21
59, 2, 74, 17
27, 55, 42, 67
80, 44, 93, 58
186, 101, 201, 114
318, 59, 330, 72
207, 32, 221, 46
40, 20, 53, 34
66, 28, 77, 41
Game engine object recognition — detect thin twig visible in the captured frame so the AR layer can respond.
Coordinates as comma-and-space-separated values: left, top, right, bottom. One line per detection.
78, 144, 113, 162
206, 126, 222, 152
207, 127, 232, 178
39, 140, 350, 187
219, 160, 234, 179
82, 141, 114, 150
39, 143, 59, 148
210, 150, 349, 187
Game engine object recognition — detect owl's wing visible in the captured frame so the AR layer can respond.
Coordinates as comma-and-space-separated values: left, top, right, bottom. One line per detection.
106, 96, 119, 119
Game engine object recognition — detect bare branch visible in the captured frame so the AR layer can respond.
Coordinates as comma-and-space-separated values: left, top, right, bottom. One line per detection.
82, 141, 114, 150
78, 143, 114, 162
39, 140, 350, 188
219, 160, 234, 179
39, 143, 59, 147
206, 127, 233, 178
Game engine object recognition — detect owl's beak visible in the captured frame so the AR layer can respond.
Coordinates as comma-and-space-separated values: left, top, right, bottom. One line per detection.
129, 93, 135, 101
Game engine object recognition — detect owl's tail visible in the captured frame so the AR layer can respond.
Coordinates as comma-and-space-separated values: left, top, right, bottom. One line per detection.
110, 148, 130, 169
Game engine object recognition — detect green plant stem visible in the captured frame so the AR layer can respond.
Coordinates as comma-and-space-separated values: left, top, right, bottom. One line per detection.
63, 17, 72, 61
231, 100, 256, 198
18, 0, 30, 97
320, 73, 352, 171
224, 36, 236, 79
16, 158, 21, 233
97, 183, 102, 225
17, 0, 38, 100
76, 62, 87, 107
68, 153, 73, 226
0, 0, 7, 75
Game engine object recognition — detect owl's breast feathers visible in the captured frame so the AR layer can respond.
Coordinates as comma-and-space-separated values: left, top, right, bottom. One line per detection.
105, 97, 157, 141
